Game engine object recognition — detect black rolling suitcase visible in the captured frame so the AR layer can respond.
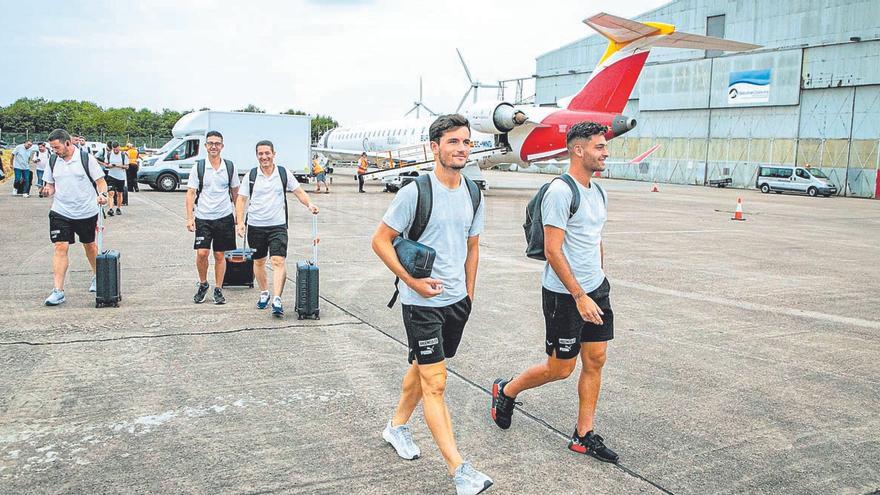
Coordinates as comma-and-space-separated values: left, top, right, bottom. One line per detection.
95, 207, 122, 308
222, 227, 255, 288
295, 215, 319, 320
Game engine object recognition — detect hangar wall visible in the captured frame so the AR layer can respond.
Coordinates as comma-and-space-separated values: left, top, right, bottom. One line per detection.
535, 0, 880, 197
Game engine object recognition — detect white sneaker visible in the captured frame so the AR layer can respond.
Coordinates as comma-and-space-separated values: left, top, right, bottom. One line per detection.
453, 461, 493, 495
22, 193, 29, 198
382, 420, 420, 460
89, 276, 97, 293
45, 288, 66, 306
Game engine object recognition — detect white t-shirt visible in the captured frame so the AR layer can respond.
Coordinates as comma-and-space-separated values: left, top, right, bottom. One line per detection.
382, 172, 485, 307
106, 151, 128, 180
33, 150, 50, 171
238, 165, 300, 227
541, 175, 607, 294
187, 160, 241, 220
42, 150, 104, 220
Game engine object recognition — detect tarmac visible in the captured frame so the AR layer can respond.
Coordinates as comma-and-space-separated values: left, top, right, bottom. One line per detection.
1, 169, 878, 495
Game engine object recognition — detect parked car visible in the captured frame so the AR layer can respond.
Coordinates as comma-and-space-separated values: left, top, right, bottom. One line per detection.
756, 165, 837, 197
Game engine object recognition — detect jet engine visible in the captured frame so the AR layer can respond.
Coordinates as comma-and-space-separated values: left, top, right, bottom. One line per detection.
465, 101, 528, 135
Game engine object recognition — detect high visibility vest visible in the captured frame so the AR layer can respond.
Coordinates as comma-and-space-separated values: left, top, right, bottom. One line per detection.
127, 148, 138, 163
357, 157, 368, 174
312, 159, 325, 175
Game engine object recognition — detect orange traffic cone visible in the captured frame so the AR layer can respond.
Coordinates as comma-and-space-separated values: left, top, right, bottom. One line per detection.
651, 183, 659, 192
731, 197, 746, 221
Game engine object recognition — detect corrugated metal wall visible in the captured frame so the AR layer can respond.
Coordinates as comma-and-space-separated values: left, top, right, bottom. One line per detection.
535, 0, 880, 197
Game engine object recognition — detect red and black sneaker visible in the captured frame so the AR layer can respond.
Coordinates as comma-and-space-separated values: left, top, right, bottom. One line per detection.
491, 378, 521, 430
568, 429, 619, 463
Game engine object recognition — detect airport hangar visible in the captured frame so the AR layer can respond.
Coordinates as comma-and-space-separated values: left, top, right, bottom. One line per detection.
534, 0, 880, 198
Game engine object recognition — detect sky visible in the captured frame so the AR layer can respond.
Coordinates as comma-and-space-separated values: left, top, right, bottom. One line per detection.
2, 0, 670, 126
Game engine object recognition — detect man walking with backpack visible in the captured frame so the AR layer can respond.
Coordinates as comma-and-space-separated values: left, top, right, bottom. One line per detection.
41, 129, 109, 306
490, 122, 619, 464
371, 114, 492, 495
186, 131, 240, 304
235, 140, 318, 317
104, 142, 128, 216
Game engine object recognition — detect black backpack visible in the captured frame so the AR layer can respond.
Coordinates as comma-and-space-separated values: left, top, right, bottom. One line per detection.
248, 166, 289, 227
523, 174, 605, 261
195, 158, 235, 205
49, 148, 97, 192
387, 173, 482, 307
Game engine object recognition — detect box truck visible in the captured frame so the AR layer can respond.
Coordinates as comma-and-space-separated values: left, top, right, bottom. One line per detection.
138, 111, 311, 192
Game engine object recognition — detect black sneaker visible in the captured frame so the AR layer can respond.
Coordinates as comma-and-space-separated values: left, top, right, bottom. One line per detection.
116, 207, 122, 215
107, 208, 115, 217
568, 429, 619, 463
193, 282, 209, 303
213, 287, 226, 305
491, 378, 521, 430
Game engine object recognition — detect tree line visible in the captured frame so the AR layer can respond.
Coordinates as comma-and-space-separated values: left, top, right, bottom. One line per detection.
0, 98, 338, 144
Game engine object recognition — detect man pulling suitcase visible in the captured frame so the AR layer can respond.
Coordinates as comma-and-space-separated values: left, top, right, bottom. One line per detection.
235, 140, 318, 317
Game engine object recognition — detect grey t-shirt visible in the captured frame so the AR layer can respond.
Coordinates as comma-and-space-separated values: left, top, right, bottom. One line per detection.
382, 172, 485, 308
541, 175, 607, 294
13, 144, 33, 170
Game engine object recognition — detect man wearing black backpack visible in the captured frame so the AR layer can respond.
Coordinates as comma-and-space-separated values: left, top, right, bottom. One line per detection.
490, 121, 619, 464
186, 131, 240, 304
41, 129, 109, 306
371, 114, 492, 495
235, 140, 318, 317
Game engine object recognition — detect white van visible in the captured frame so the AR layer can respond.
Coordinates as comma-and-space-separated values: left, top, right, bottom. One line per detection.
755, 166, 837, 197
138, 111, 311, 192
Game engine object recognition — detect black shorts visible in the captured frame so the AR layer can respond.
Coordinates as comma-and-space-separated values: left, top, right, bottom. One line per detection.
106, 176, 126, 193
543, 278, 614, 359
49, 211, 98, 245
194, 214, 236, 252
402, 296, 472, 365
247, 225, 288, 259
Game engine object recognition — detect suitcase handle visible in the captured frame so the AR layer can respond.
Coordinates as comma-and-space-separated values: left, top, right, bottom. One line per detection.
96, 206, 106, 252
311, 214, 318, 265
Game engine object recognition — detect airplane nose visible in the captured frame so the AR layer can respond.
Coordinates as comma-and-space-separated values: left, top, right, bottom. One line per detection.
612, 115, 637, 136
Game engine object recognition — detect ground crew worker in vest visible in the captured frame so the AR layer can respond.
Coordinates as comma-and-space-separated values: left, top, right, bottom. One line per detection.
126, 144, 140, 192
312, 154, 329, 194
357, 152, 368, 193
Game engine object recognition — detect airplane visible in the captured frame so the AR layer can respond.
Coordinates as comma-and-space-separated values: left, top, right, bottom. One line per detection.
315, 12, 760, 189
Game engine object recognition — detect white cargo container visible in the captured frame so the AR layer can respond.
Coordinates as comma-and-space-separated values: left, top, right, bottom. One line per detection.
138, 111, 311, 192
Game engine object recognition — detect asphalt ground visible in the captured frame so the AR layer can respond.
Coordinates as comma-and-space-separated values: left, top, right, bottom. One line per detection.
1, 169, 878, 494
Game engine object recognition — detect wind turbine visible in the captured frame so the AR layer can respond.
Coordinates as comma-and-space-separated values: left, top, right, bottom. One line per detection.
404, 76, 437, 118
455, 48, 500, 112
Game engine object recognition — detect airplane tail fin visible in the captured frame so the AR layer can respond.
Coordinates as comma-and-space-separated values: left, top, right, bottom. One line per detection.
563, 12, 760, 114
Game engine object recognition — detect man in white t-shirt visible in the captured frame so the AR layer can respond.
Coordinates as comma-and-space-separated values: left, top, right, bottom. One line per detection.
41, 129, 109, 306
104, 142, 128, 216
371, 114, 492, 495
490, 122, 619, 464
12, 139, 34, 197
235, 140, 318, 317
33, 142, 50, 192
186, 130, 240, 305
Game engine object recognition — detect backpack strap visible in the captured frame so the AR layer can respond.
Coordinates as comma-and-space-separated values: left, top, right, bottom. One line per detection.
278, 166, 289, 228
224, 159, 235, 202
407, 174, 433, 241
195, 159, 206, 205
557, 174, 581, 217
593, 180, 607, 207
462, 175, 482, 217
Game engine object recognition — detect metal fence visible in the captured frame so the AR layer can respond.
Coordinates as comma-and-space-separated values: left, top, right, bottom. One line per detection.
1, 132, 170, 148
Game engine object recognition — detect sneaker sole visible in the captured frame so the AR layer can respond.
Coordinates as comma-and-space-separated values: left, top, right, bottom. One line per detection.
567, 441, 619, 463
214, 300, 226, 305
491, 380, 512, 430
45, 299, 66, 306
476, 480, 493, 494
194, 296, 207, 304
382, 429, 420, 460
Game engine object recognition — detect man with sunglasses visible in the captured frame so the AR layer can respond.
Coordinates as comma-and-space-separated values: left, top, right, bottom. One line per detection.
185, 131, 240, 304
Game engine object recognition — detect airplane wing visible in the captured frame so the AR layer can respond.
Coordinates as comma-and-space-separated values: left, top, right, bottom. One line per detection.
312, 147, 415, 163
652, 32, 760, 51
584, 12, 759, 52
584, 12, 660, 43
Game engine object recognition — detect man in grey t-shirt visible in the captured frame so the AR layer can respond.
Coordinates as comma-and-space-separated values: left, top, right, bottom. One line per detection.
372, 114, 493, 495
12, 139, 34, 197
490, 122, 620, 464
